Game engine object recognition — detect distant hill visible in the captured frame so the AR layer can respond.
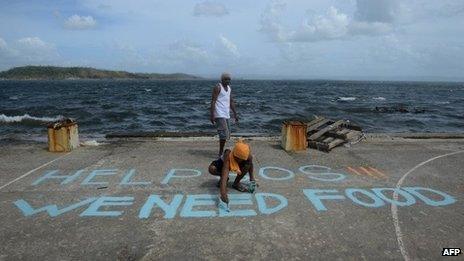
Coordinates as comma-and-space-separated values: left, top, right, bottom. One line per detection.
0, 66, 202, 80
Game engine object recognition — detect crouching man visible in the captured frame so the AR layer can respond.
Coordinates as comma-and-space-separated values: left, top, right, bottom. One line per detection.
208, 140, 257, 204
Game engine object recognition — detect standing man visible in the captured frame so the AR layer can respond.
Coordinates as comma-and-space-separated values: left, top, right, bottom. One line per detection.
210, 72, 238, 157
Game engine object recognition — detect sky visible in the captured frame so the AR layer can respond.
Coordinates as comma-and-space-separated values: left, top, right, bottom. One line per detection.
0, 0, 463, 80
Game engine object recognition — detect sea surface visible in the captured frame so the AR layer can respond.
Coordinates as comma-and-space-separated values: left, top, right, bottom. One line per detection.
1, 80, 463, 141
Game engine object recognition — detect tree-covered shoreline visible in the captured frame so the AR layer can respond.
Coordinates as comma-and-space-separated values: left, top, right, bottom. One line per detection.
0, 66, 202, 80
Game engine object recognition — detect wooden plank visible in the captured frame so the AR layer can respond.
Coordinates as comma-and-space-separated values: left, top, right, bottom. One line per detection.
326, 130, 346, 140
326, 129, 361, 140
308, 140, 317, 148
308, 139, 348, 152
308, 120, 346, 141
308, 140, 319, 149
306, 117, 325, 128
327, 139, 346, 150
327, 130, 361, 140
307, 119, 332, 132
323, 137, 334, 143
345, 130, 362, 140
341, 122, 362, 131
308, 141, 329, 151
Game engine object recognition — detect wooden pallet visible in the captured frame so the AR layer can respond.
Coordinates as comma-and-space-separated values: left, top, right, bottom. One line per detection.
306, 116, 363, 152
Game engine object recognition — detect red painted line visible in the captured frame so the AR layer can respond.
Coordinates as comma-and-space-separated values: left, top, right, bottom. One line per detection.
359, 166, 376, 178
347, 166, 362, 176
370, 167, 387, 178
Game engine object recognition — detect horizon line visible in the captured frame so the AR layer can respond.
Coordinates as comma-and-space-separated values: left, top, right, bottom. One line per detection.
2, 65, 464, 83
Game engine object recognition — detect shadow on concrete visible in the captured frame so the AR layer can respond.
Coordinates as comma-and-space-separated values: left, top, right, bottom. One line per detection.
269, 144, 282, 150
199, 180, 220, 194
186, 149, 217, 159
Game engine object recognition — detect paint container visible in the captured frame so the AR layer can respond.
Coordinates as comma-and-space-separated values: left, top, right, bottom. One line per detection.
47, 119, 79, 152
281, 121, 307, 151
248, 181, 257, 193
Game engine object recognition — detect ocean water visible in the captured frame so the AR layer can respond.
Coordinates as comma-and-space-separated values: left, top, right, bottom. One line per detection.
1, 80, 463, 140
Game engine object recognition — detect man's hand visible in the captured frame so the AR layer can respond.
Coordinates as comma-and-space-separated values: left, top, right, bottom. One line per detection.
234, 114, 239, 124
210, 115, 215, 125
220, 193, 229, 204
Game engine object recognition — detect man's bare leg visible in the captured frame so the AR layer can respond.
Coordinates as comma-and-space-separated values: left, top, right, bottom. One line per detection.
219, 139, 226, 157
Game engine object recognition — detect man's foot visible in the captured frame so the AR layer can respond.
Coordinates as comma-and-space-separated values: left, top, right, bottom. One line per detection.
232, 183, 250, 193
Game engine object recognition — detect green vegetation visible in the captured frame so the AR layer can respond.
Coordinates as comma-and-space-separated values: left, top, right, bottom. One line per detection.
0, 66, 202, 80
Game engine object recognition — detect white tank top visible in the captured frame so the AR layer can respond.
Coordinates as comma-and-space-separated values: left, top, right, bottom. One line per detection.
214, 83, 231, 119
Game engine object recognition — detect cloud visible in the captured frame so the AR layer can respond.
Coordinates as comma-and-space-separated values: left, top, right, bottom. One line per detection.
0, 37, 21, 59
369, 35, 425, 63
143, 36, 243, 73
0, 38, 7, 50
53, 10, 61, 18
403, 0, 464, 22
0, 37, 60, 69
218, 35, 240, 58
436, 1, 464, 16
98, 4, 112, 10
167, 41, 210, 63
0, 37, 17, 62
15, 37, 59, 62
355, 0, 399, 23
291, 7, 350, 42
194, 1, 229, 17
260, 1, 394, 43
64, 15, 97, 30
17, 37, 52, 50
110, 42, 149, 67
259, 0, 287, 42
349, 21, 392, 36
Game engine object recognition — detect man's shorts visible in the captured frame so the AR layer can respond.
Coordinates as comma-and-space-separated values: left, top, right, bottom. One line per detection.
215, 118, 230, 140
210, 158, 224, 176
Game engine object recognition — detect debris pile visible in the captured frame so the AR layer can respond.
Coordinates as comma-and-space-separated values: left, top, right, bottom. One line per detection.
306, 116, 364, 152
47, 118, 76, 129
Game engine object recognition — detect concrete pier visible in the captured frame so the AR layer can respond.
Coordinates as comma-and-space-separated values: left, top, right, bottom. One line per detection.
0, 135, 463, 260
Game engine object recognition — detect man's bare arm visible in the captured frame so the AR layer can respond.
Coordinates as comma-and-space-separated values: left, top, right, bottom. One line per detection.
220, 151, 231, 203
248, 155, 255, 181
230, 93, 238, 122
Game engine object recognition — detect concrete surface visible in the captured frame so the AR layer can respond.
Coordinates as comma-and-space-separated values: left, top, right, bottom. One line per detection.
0, 136, 463, 260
